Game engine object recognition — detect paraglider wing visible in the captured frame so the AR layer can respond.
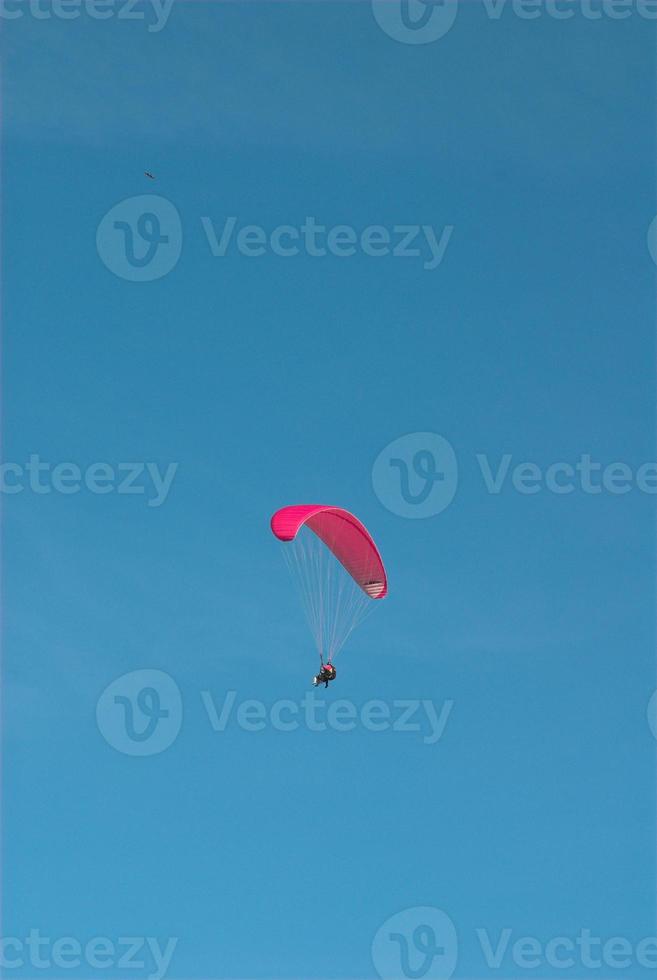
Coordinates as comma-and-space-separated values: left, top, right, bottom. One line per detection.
271, 504, 387, 662
271, 504, 387, 598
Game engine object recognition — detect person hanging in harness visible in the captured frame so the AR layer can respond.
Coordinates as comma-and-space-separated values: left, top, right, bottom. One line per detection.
313, 661, 337, 688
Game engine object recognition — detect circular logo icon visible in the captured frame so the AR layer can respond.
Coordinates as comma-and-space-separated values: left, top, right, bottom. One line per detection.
371, 0, 458, 44
96, 669, 183, 756
96, 195, 182, 282
647, 690, 657, 740
372, 432, 458, 518
372, 906, 458, 980
647, 215, 657, 268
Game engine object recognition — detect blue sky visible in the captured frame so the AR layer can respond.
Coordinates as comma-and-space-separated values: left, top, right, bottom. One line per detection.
1, 3, 656, 979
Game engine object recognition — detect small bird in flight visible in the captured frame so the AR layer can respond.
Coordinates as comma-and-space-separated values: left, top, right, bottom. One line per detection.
144, 171, 155, 180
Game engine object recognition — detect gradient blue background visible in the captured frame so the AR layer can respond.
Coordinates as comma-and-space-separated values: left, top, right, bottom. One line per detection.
1, 3, 656, 978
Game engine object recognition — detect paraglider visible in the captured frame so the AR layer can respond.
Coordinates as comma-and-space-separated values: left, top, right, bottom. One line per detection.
313, 662, 337, 688
270, 505, 387, 685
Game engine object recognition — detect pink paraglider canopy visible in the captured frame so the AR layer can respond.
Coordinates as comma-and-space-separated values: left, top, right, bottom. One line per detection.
270, 504, 387, 599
